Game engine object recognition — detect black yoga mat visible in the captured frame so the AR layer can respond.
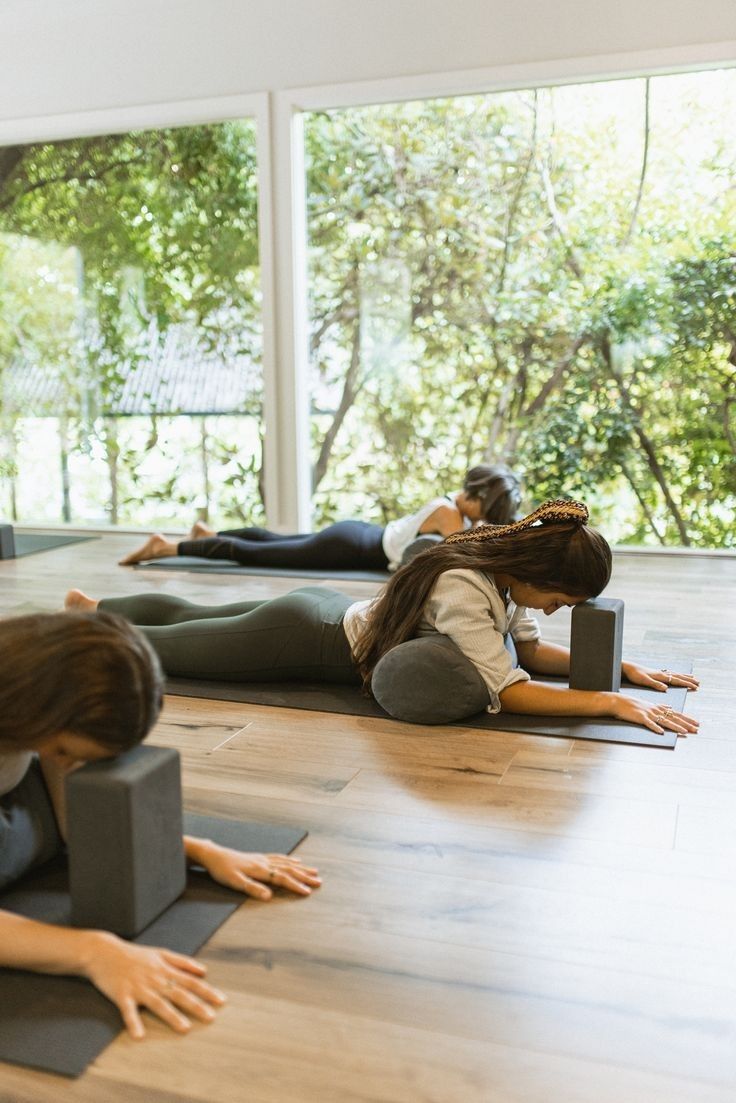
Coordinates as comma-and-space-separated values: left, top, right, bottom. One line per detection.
12, 533, 98, 558
134, 555, 391, 583
166, 671, 691, 750
0, 813, 307, 1079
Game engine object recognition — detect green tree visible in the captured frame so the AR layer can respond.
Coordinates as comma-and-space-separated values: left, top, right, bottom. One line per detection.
0, 122, 263, 524
304, 72, 736, 546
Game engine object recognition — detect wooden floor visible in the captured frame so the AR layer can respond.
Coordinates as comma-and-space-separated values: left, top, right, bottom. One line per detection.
2, 530, 736, 1103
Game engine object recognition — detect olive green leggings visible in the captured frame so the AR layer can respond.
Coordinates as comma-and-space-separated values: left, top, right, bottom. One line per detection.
100, 587, 360, 684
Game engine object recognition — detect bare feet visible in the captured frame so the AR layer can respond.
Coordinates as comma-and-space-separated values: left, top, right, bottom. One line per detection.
189, 520, 217, 539
119, 534, 179, 566
65, 589, 100, 613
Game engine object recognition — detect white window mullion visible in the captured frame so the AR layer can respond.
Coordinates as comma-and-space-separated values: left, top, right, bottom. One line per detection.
260, 94, 312, 532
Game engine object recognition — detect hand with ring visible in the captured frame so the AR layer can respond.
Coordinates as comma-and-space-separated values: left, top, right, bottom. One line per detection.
82, 934, 226, 1039
621, 661, 700, 693
184, 838, 322, 900
612, 694, 700, 735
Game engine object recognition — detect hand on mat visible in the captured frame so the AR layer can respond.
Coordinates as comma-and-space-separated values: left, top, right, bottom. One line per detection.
622, 662, 700, 693
195, 842, 322, 900
612, 694, 700, 736
84, 932, 226, 1039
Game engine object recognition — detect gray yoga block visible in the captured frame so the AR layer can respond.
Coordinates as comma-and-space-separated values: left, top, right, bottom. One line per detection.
66, 745, 187, 938
0, 524, 15, 559
400, 533, 443, 566
569, 597, 624, 692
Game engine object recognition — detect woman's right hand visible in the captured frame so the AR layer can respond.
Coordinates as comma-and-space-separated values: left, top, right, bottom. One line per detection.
82, 931, 226, 1039
611, 694, 699, 735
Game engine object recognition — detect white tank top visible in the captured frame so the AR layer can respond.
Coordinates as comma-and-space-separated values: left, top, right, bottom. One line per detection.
381, 492, 469, 571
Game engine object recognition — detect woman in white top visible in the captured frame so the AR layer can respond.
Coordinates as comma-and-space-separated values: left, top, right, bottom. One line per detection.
118, 464, 522, 572
76, 499, 698, 737
0, 611, 320, 1040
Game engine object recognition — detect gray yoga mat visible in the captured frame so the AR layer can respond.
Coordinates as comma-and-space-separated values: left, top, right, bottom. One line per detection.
165, 672, 691, 749
12, 533, 98, 558
134, 555, 391, 582
0, 812, 307, 1079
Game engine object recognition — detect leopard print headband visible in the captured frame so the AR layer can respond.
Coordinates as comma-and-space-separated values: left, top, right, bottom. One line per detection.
444, 497, 589, 546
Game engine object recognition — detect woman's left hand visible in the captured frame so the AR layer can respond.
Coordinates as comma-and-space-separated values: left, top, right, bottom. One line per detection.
622, 662, 700, 693
196, 843, 322, 901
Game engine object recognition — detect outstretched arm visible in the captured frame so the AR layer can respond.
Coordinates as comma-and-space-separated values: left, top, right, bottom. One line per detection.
515, 638, 570, 676
621, 661, 699, 692
184, 836, 322, 900
0, 909, 224, 1039
499, 678, 698, 735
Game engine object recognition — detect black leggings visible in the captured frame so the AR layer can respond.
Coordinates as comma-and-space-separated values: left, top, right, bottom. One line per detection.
178, 519, 389, 570
99, 587, 360, 685
0, 760, 63, 890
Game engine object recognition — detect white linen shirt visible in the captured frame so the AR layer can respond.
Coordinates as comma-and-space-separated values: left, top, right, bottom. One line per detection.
343, 568, 541, 713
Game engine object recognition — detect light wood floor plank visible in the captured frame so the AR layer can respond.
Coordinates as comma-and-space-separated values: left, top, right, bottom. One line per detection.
1, 533, 735, 1101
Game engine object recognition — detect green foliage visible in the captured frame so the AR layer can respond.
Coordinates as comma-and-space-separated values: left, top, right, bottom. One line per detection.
0, 122, 263, 524
1, 72, 735, 545
305, 72, 736, 546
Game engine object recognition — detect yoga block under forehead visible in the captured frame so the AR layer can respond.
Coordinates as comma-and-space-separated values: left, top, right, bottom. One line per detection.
569, 597, 624, 693
66, 745, 187, 938
0, 524, 15, 559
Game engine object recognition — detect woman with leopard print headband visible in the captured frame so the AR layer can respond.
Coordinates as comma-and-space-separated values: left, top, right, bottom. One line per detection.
73, 498, 698, 737
349, 497, 698, 735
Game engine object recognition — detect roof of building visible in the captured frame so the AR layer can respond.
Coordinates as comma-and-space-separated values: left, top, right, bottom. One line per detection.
2, 324, 261, 417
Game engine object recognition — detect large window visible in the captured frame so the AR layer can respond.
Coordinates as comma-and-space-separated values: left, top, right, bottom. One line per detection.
304, 69, 736, 547
0, 120, 265, 528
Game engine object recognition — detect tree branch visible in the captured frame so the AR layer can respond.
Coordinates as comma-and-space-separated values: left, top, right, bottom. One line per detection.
0, 146, 26, 195
496, 91, 539, 296
311, 320, 364, 491
618, 459, 666, 544
536, 153, 584, 280
622, 78, 651, 247
600, 333, 690, 544
0, 152, 148, 213
523, 334, 587, 418
723, 396, 736, 455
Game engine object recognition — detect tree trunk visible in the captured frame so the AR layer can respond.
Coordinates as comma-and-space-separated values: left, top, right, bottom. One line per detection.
312, 321, 364, 492
600, 334, 690, 544
498, 335, 588, 462
622, 79, 651, 247
618, 459, 666, 545
199, 416, 210, 522
104, 417, 119, 526
58, 417, 72, 523
482, 376, 516, 461
2, 419, 19, 521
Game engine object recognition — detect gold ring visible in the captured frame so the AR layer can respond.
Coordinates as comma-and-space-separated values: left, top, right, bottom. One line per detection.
662, 670, 672, 685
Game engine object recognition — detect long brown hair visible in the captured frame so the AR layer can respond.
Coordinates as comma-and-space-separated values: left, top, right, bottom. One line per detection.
353, 499, 611, 689
0, 611, 164, 752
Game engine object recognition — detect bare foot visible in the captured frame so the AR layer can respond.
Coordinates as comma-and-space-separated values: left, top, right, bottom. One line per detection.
189, 520, 217, 539
65, 589, 99, 613
119, 534, 178, 566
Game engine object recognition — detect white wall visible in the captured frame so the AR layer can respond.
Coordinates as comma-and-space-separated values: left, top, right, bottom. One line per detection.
1, 0, 736, 122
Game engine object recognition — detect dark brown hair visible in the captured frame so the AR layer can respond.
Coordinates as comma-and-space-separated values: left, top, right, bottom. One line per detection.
463, 463, 522, 524
353, 499, 611, 689
0, 611, 164, 753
